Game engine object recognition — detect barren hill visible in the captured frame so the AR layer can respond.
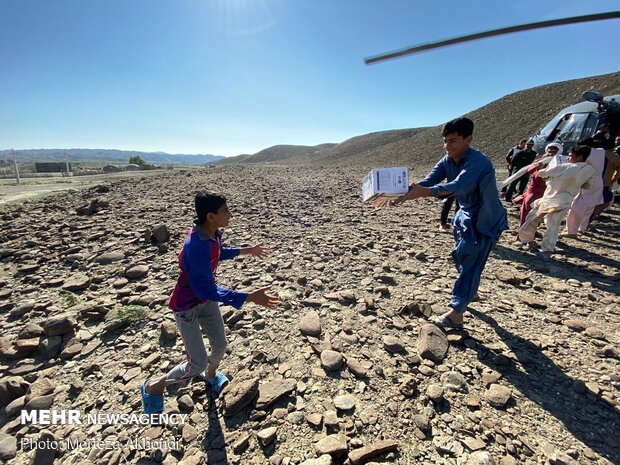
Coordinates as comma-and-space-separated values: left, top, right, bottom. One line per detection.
216, 144, 337, 165
220, 71, 620, 168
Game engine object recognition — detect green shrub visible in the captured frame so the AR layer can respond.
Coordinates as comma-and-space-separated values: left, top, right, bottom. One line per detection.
128, 155, 146, 166
113, 305, 148, 324
61, 291, 80, 308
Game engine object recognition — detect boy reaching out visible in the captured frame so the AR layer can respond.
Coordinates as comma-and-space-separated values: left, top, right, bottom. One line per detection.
141, 191, 279, 414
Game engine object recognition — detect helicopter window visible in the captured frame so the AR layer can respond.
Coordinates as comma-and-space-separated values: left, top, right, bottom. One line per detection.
555, 113, 596, 142
538, 115, 562, 138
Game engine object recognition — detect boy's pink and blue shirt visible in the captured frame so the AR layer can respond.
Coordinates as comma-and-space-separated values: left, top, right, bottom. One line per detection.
168, 227, 248, 312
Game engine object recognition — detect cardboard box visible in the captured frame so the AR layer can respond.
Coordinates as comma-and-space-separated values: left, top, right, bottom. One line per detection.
361, 167, 409, 202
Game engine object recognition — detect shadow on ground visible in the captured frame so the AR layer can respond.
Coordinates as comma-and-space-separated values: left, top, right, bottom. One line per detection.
468, 307, 620, 463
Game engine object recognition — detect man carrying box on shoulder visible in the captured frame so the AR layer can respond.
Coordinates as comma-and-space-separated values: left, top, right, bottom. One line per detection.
375, 117, 507, 329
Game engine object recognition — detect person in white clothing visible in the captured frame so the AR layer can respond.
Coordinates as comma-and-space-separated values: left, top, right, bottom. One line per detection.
518, 145, 595, 259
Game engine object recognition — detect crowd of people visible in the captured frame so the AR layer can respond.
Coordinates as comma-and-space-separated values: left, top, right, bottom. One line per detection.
499, 128, 620, 259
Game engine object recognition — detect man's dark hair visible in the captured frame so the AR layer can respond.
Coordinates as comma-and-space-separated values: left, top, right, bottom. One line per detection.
442, 117, 474, 138
569, 145, 591, 161
194, 191, 227, 225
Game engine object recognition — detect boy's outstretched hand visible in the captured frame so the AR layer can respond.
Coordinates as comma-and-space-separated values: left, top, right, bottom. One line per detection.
247, 286, 280, 309
248, 243, 271, 259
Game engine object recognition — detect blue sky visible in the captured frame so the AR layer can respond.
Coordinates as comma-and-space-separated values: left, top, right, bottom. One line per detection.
1, 0, 618, 157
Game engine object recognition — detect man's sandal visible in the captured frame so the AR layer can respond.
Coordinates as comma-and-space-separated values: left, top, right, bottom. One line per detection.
431, 314, 464, 330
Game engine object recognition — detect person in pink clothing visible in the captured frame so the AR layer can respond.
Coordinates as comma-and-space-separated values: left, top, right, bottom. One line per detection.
564, 139, 606, 237
518, 142, 563, 227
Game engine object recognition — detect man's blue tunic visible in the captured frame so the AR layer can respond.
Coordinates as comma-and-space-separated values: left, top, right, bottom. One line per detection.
419, 148, 508, 312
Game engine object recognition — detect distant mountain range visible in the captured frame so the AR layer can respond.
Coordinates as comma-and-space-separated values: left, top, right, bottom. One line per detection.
3, 71, 619, 169
0, 148, 225, 165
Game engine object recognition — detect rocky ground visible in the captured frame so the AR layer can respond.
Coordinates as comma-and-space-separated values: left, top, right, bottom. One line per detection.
0, 165, 619, 465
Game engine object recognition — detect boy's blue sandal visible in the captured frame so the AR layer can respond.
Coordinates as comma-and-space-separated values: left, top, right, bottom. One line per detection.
141, 380, 164, 414
207, 372, 230, 395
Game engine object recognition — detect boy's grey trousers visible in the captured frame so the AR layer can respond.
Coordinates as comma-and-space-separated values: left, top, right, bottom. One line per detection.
165, 301, 228, 385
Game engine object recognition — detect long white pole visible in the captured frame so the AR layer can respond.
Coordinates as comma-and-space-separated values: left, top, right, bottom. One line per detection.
12, 149, 20, 184
64, 149, 70, 174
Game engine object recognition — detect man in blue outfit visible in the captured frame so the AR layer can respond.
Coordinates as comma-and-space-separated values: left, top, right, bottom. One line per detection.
381, 117, 507, 329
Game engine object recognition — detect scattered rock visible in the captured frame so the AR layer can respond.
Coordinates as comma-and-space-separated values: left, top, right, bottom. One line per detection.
463, 437, 486, 451
62, 274, 91, 291
399, 376, 418, 398
467, 451, 496, 465
9, 300, 35, 317
563, 319, 589, 332
321, 350, 344, 371
300, 311, 322, 337
418, 324, 448, 362
149, 224, 171, 244
232, 433, 250, 454
315, 434, 348, 458
440, 371, 468, 392
382, 335, 405, 353
348, 439, 398, 465
222, 377, 259, 417
0, 433, 17, 461
31, 430, 58, 465
25, 378, 56, 403
177, 394, 194, 412
520, 295, 547, 309
485, 384, 512, 408
333, 395, 356, 412
161, 321, 177, 341
256, 379, 296, 410
0, 377, 30, 406
427, 383, 444, 402
95, 251, 125, 264
181, 424, 198, 443
300, 455, 332, 465
307, 413, 323, 428
125, 264, 149, 279
257, 427, 278, 447
346, 359, 368, 378
43, 314, 76, 336
24, 394, 55, 411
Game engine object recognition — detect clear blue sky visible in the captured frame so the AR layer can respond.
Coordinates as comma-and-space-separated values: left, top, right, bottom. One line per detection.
1, 0, 618, 157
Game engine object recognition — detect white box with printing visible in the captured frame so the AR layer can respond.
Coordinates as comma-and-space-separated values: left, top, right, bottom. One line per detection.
361, 167, 409, 202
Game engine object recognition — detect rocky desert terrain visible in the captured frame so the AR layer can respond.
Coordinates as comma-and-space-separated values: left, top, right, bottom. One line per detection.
0, 165, 619, 465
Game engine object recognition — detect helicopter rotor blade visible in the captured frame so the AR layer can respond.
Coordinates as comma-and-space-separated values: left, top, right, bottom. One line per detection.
364, 11, 620, 65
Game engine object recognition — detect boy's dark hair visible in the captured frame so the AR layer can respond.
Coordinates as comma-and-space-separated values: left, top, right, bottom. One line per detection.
194, 191, 227, 225
442, 117, 474, 138
569, 145, 591, 161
